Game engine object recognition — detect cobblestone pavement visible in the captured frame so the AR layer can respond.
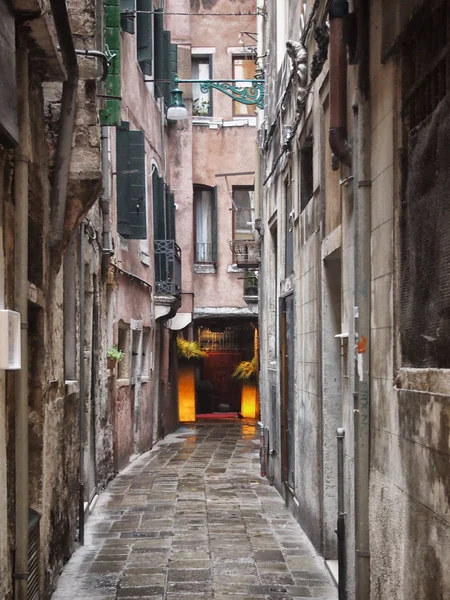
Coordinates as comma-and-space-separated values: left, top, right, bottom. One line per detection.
52, 421, 337, 600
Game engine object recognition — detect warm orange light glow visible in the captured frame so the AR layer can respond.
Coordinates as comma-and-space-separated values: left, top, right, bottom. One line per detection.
178, 365, 196, 422
241, 383, 257, 419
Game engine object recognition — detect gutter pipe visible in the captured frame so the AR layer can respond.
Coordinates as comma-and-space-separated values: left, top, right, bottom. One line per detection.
14, 34, 30, 600
353, 1, 371, 598
329, 0, 351, 167
79, 223, 86, 545
100, 126, 113, 272
49, 0, 79, 249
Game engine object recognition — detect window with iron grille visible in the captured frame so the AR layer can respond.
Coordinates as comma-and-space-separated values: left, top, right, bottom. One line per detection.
400, 2, 450, 367
402, 2, 448, 131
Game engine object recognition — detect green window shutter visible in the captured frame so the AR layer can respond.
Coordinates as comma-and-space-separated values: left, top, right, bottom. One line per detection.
169, 191, 176, 240
165, 42, 178, 107
116, 122, 131, 237
152, 171, 165, 239
101, 0, 121, 125
137, 0, 152, 75
116, 122, 147, 239
120, 0, 135, 33
212, 186, 218, 265
154, 8, 165, 99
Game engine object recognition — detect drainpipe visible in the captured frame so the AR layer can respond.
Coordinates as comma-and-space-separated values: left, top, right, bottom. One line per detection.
100, 126, 113, 272
14, 34, 30, 600
78, 223, 85, 545
353, 1, 371, 599
337, 428, 347, 600
329, 0, 351, 168
49, 0, 79, 248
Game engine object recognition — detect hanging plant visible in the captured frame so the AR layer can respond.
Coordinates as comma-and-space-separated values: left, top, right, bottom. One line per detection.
107, 345, 125, 363
177, 336, 207, 361
232, 356, 258, 381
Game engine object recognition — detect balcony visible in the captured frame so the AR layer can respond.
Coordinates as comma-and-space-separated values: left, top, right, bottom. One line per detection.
154, 240, 182, 298
228, 239, 261, 269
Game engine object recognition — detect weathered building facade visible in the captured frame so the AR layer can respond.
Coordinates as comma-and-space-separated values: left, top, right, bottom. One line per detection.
0, 0, 181, 598
168, 0, 259, 421
257, 0, 450, 599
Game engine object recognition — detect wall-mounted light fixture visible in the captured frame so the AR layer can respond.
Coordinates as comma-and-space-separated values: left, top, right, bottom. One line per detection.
167, 74, 265, 121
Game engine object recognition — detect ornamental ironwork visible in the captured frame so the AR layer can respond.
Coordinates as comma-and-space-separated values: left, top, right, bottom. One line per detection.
228, 239, 261, 268
154, 239, 182, 298
176, 77, 265, 109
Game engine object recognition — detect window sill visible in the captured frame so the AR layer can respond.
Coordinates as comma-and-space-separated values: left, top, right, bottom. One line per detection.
194, 263, 216, 274
117, 378, 130, 388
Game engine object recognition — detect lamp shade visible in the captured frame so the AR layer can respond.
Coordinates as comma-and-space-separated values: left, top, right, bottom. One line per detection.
167, 88, 188, 121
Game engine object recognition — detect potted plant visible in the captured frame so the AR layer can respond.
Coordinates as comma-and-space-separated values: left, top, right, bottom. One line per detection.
231, 356, 258, 381
232, 356, 259, 419
107, 345, 124, 370
176, 336, 207, 361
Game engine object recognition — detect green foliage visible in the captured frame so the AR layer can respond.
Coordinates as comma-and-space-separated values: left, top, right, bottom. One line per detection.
232, 356, 257, 381
177, 336, 207, 360
192, 98, 210, 116
107, 345, 125, 362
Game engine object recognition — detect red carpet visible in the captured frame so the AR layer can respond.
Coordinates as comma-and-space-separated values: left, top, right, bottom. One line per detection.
196, 412, 239, 419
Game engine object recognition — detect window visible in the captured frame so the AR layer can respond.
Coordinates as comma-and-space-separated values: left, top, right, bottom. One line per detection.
232, 56, 256, 116
192, 56, 212, 116
300, 142, 313, 211
232, 187, 253, 238
118, 324, 130, 379
131, 328, 142, 385
285, 175, 293, 276
120, 0, 153, 75
142, 328, 151, 378
116, 121, 147, 239
152, 168, 176, 241
194, 186, 218, 263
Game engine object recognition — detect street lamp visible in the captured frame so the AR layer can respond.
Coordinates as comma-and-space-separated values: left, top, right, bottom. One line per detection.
167, 74, 265, 121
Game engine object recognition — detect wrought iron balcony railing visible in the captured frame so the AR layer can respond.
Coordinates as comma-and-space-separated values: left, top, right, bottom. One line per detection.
154, 240, 182, 298
228, 239, 261, 268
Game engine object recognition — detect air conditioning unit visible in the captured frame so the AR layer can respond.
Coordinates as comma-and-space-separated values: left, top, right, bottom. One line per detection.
0, 310, 21, 370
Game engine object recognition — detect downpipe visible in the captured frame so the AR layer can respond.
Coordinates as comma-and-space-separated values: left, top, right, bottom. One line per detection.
49, 0, 79, 249
329, 0, 351, 168
337, 428, 347, 600
14, 34, 30, 600
78, 223, 85, 545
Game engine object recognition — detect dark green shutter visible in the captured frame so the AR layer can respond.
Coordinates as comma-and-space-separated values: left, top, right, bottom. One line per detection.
154, 8, 165, 99
212, 186, 218, 265
120, 0, 135, 33
154, 9, 177, 106
116, 122, 147, 239
101, 0, 121, 125
137, 0, 152, 75
166, 42, 178, 107
169, 191, 176, 240
152, 171, 165, 239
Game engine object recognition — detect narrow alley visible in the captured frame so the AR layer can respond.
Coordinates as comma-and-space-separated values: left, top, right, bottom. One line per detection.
51, 422, 337, 600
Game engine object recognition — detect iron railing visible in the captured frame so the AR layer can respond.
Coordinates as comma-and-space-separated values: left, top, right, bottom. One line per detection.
228, 239, 261, 268
154, 240, 182, 297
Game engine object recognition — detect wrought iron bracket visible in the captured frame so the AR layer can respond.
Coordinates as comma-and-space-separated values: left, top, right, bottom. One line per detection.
176, 77, 265, 109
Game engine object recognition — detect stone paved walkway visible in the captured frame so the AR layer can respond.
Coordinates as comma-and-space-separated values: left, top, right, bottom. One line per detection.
52, 421, 337, 600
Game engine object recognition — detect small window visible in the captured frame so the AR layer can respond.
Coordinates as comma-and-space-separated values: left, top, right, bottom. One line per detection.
232, 56, 256, 116
142, 328, 151, 378
194, 186, 218, 263
232, 187, 254, 238
192, 56, 212, 116
300, 143, 313, 211
118, 324, 130, 379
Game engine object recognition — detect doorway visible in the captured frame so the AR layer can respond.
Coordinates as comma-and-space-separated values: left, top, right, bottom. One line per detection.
321, 250, 343, 558
280, 293, 295, 492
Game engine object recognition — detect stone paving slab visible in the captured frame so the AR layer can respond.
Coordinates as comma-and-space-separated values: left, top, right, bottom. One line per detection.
51, 422, 337, 600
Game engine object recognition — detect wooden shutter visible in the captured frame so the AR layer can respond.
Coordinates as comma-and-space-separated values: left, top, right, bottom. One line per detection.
154, 9, 178, 105
120, 0, 135, 33
212, 186, 218, 265
154, 8, 165, 99
101, 0, 121, 125
117, 122, 147, 239
152, 170, 165, 240
169, 191, 176, 240
137, 0, 152, 75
